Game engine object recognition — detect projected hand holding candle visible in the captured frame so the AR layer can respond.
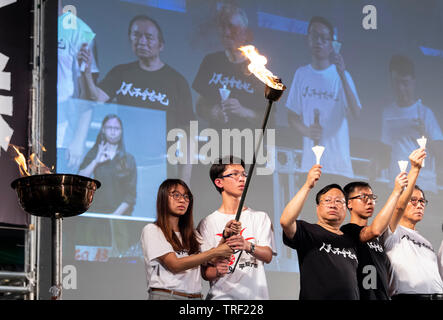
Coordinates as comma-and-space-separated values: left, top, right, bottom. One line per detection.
416, 136, 427, 167
78, 31, 96, 72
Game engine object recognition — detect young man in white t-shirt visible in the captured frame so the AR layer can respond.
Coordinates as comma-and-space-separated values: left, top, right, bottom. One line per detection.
197, 156, 276, 300
381, 149, 443, 299
285, 16, 362, 178
381, 55, 443, 194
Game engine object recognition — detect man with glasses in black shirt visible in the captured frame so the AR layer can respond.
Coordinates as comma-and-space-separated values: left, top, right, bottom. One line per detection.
340, 167, 408, 300
280, 164, 360, 299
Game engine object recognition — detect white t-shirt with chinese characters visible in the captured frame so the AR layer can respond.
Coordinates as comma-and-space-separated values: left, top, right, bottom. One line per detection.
382, 225, 443, 295
438, 240, 443, 281
197, 208, 276, 300
285, 64, 361, 178
381, 99, 443, 193
140, 223, 202, 295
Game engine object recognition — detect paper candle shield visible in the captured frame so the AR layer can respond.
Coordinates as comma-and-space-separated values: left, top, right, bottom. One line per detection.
312, 145, 325, 165
398, 160, 408, 172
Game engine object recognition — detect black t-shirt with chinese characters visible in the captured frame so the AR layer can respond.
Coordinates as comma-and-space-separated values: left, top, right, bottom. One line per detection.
283, 220, 359, 300
98, 61, 193, 131
340, 223, 391, 300
192, 51, 265, 130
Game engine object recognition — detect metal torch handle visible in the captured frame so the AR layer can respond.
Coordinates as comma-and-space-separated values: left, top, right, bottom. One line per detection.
234, 99, 274, 221
228, 99, 274, 274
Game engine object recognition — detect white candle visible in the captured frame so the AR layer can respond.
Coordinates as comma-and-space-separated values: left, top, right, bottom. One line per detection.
416, 136, 427, 167
219, 85, 231, 101
398, 160, 408, 172
312, 145, 325, 165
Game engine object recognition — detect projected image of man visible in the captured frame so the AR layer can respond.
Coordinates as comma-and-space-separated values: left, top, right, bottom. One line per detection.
78, 15, 193, 183
381, 55, 443, 195
192, 4, 264, 132
285, 16, 362, 178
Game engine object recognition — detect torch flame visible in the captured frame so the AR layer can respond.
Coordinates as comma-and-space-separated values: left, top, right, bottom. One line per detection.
238, 45, 285, 91
10, 144, 53, 176
11, 145, 30, 176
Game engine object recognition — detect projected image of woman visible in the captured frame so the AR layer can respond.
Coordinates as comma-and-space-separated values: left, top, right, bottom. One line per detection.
140, 179, 233, 300
79, 114, 137, 216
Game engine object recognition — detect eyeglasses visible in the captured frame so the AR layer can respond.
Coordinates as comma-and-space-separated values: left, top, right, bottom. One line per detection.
308, 32, 332, 43
169, 192, 191, 202
319, 198, 346, 207
104, 126, 121, 132
348, 194, 378, 203
409, 197, 428, 207
220, 171, 248, 180
130, 31, 157, 42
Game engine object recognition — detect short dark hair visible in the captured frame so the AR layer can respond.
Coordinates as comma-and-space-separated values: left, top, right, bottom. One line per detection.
413, 185, 425, 200
308, 16, 334, 39
343, 181, 372, 202
210, 156, 245, 193
315, 184, 344, 205
128, 15, 164, 44
389, 54, 415, 78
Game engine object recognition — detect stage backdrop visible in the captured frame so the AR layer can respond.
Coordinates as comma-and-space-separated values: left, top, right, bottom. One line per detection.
0, 0, 31, 226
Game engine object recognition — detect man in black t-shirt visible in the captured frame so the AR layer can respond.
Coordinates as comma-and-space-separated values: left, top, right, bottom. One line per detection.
192, 4, 264, 132
79, 15, 193, 182
341, 175, 407, 300
280, 164, 360, 300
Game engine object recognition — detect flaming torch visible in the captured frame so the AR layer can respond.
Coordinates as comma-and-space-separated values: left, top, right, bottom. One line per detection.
233, 45, 285, 222
227, 46, 285, 273
9, 145, 100, 299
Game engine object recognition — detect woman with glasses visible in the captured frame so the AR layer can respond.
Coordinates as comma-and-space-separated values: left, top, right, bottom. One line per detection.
76, 114, 137, 256
381, 149, 443, 300
140, 179, 233, 300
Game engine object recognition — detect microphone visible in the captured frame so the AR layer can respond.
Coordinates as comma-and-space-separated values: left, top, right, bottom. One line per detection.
313, 109, 320, 146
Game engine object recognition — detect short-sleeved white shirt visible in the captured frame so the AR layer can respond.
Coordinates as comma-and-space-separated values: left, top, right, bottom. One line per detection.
197, 208, 276, 300
285, 64, 361, 178
381, 100, 443, 193
438, 240, 443, 281
140, 223, 202, 295
382, 225, 443, 295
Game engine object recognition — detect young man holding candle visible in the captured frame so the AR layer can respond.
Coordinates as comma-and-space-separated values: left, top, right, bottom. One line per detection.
285, 16, 362, 178
381, 54, 443, 195
340, 149, 425, 300
197, 156, 276, 300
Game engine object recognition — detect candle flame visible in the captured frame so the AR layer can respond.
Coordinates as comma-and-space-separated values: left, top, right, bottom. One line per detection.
238, 45, 285, 90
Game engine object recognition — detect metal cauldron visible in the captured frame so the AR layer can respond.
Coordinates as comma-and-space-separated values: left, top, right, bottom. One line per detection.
11, 174, 101, 218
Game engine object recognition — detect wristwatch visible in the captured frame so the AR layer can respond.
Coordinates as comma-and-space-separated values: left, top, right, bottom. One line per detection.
248, 243, 255, 255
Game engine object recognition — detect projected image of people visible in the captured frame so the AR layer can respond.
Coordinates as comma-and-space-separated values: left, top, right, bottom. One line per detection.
285, 16, 362, 178
192, 4, 264, 131
381, 55, 443, 194
57, 2, 99, 174
78, 14, 193, 182
79, 114, 137, 216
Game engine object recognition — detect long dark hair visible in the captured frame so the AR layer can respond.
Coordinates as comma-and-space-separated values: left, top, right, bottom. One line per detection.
155, 179, 200, 255
92, 114, 129, 176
